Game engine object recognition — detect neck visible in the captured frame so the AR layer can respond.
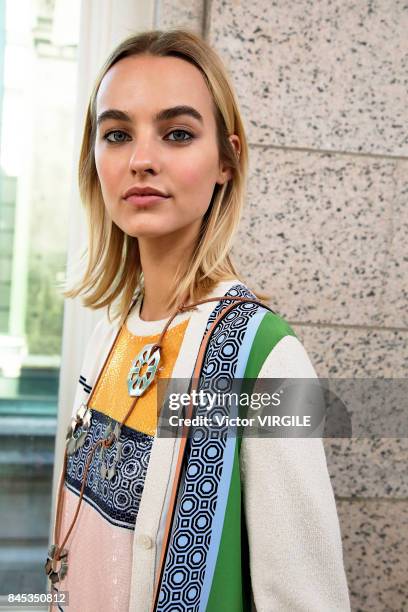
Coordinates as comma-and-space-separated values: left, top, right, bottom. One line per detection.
137, 231, 196, 322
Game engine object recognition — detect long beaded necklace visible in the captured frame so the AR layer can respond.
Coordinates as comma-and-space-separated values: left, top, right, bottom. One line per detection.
45, 291, 275, 589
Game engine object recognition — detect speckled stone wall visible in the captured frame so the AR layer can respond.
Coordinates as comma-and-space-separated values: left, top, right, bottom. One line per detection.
157, 2, 408, 609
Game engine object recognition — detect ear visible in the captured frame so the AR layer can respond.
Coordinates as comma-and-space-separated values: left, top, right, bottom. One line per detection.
216, 134, 241, 185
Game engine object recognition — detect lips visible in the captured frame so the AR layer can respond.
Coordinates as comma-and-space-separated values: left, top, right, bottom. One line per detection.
124, 193, 170, 206
123, 185, 169, 199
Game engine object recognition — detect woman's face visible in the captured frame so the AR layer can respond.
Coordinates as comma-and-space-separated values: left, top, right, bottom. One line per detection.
94, 53, 239, 241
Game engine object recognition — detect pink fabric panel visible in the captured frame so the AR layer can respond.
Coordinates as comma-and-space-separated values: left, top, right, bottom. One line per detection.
51, 486, 134, 612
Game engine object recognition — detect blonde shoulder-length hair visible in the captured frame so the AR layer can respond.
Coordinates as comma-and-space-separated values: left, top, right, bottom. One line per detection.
64, 28, 270, 325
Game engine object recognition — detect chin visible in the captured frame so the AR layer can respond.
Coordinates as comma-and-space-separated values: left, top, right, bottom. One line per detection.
120, 224, 169, 239
114, 215, 191, 240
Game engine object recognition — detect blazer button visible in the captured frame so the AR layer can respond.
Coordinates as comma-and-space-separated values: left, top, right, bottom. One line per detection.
138, 534, 153, 549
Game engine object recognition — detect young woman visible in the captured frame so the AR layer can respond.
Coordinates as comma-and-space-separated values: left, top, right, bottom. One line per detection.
47, 29, 351, 612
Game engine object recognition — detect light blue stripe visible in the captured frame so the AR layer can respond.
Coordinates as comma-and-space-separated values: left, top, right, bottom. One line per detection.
199, 307, 268, 612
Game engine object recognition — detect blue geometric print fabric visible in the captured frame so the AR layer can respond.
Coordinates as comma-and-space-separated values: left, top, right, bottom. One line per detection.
156, 283, 267, 611
204, 283, 257, 332
65, 409, 153, 530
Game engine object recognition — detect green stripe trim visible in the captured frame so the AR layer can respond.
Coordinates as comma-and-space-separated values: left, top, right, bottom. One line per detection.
243, 310, 297, 380
205, 440, 246, 611
239, 310, 297, 448
205, 309, 296, 611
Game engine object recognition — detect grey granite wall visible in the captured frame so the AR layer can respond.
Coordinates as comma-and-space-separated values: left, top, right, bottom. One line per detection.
157, 1, 408, 610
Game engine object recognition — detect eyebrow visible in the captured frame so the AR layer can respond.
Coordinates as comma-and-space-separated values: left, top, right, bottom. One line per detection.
96, 105, 204, 127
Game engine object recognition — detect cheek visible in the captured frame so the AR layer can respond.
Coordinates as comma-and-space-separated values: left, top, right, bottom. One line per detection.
173, 148, 218, 193
94, 147, 121, 193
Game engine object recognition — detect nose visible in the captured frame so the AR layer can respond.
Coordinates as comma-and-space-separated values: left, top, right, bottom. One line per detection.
128, 135, 160, 175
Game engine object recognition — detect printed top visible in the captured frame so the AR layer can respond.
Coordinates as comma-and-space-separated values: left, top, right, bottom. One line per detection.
54, 300, 191, 612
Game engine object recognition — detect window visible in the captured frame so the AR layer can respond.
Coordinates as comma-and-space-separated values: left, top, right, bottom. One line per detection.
0, 0, 80, 596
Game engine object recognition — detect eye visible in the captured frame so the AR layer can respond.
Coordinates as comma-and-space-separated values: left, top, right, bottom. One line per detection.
103, 130, 130, 144
102, 128, 194, 144
165, 129, 194, 143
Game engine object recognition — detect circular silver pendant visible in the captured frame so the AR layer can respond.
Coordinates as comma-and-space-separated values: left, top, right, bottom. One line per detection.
127, 343, 161, 397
